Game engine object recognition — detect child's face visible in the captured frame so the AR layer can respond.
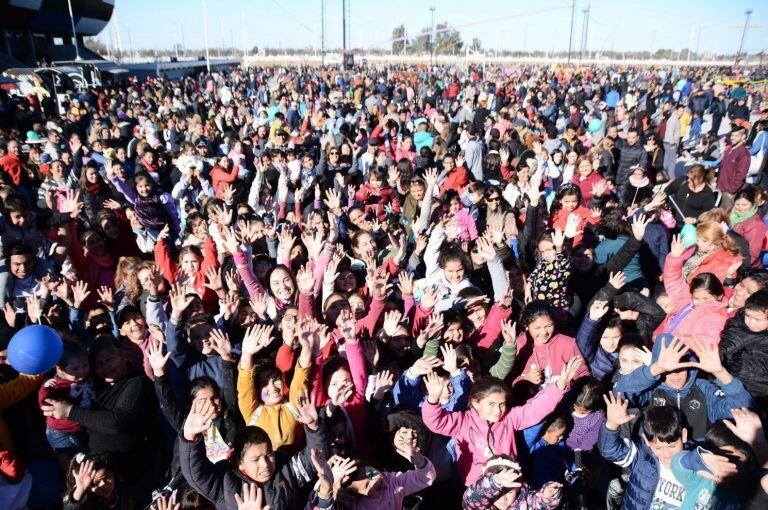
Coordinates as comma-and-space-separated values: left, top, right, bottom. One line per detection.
135, 179, 153, 197
561, 194, 579, 212
691, 288, 717, 306
600, 327, 622, 353
393, 427, 418, 451
238, 442, 276, 483
538, 239, 557, 263
438, 377, 454, 405
644, 429, 686, 467
189, 323, 216, 355
369, 177, 383, 190
618, 346, 645, 375
443, 259, 466, 285
656, 294, 674, 314
443, 321, 464, 344
527, 316, 555, 345
119, 311, 146, 342
9, 210, 29, 228
89, 468, 115, 499
58, 355, 89, 382
9, 254, 32, 279
541, 424, 567, 445
180, 253, 201, 275
573, 404, 590, 416
348, 294, 366, 320
473, 391, 507, 423
744, 308, 768, 333
259, 375, 285, 406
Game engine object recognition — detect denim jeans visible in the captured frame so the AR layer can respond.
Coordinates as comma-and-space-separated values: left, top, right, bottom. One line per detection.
45, 427, 88, 454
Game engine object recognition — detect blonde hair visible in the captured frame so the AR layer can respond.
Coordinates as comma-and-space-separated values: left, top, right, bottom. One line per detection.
696, 221, 740, 255
698, 208, 729, 225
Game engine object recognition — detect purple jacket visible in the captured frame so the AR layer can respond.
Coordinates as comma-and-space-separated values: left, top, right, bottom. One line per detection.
565, 410, 605, 452
716, 143, 750, 194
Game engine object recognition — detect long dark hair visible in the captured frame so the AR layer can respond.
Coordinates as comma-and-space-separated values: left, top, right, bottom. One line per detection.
550, 183, 582, 215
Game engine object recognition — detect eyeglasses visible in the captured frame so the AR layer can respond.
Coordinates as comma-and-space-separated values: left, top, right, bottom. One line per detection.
329, 151, 339, 155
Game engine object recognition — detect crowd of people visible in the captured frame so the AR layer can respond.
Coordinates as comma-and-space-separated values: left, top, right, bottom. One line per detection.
0, 60, 767, 510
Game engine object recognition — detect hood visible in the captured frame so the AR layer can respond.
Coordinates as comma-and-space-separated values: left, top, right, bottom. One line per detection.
651, 333, 698, 393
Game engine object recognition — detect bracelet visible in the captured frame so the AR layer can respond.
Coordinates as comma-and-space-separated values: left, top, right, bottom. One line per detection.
317, 491, 333, 500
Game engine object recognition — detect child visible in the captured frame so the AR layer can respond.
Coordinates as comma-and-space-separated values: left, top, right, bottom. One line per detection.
599, 395, 712, 510
523, 414, 574, 488
567, 378, 606, 454
548, 184, 601, 246
63, 452, 133, 510
671, 420, 748, 509
615, 334, 754, 440
109, 170, 180, 240
38, 342, 94, 457
527, 230, 573, 309
421, 357, 582, 485
237, 322, 311, 451
462, 456, 562, 510
721, 289, 768, 407
354, 167, 401, 221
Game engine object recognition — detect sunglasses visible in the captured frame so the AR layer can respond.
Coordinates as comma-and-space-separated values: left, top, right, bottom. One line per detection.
486, 196, 501, 202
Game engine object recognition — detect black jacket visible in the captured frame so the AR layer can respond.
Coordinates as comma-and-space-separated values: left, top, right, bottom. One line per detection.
615, 140, 648, 184
179, 423, 326, 510
721, 312, 768, 399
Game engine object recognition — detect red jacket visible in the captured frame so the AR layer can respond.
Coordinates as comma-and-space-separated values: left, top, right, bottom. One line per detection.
442, 165, 470, 193
550, 206, 600, 246
0, 153, 24, 185
572, 171, 605, 204
354, 183, 401, 221
717, 143, 750, 194
154, 236, 219, 312
210, 164, 239, 197
732, 215, 767, 267
678, 246, 742, 284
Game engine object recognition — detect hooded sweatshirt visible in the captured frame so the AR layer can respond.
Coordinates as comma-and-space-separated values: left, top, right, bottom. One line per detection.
511, 333, 590, 389
614, 333, 754, 440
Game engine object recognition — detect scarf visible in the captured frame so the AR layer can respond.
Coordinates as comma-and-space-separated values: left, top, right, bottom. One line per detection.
730, 205, 757, 226
86, 182, 103, 195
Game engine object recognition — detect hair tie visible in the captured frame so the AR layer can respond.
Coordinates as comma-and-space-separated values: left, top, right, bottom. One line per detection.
482, 457, 521, 475
74, 453, 85, 464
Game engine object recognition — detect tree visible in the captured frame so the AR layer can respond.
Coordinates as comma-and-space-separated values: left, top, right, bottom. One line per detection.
469, 38, 482, 52
412, 26, 431, 54
391, 24, 409, 53
434, 23, 463, 54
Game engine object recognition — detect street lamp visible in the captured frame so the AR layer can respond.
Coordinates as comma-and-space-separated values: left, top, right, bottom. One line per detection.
66, 0, 82, 61
737, 9, 753, 63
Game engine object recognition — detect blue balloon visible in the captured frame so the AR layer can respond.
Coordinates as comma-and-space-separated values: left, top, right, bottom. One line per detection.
588, 118, 602, 133
680, 223, 697, 248
8, 325, 63, 375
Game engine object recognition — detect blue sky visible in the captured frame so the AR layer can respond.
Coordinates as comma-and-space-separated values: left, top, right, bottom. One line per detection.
98, 0, 767, 55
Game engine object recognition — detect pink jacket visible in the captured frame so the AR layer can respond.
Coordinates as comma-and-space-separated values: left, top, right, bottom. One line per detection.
343, 460, 436, 510
421, 383, 565, 485
654, 253, 729, 347
511, 333, 590, 386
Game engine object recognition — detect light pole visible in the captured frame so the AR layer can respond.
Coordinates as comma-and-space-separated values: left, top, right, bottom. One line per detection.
66, 0, 82, 60
321, 0, 325, 66
202, 0, 211, 72
429, 6, 436, 67
567, 0, 576, 64
737, 8, 753, 63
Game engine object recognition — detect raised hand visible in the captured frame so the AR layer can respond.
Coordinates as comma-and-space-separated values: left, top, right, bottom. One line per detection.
441, 343, 460, 375
329, 456, 358, 495
724, 408, 765, 447
296, 264, 316, 296
395, 442, 427, 468
670, 234, 687, 258
604, 392, 638, 430
419, 285, 440, 310
552, 228, 566, 251
241, 324, 274, 359
338, 308, 356, 342
234, 483, 270, 510
372, 370, 395, 401
493, 468, 523, 489
295, 389, 319, 430
555, 356, 583, 390
424, 371, 445, 404
564, 213, 583, 239
26, 295, 42, 324
203, 266, 224, 293
527, 175, 543, 204
631, 214, 651, 241
96, 286, 114, 311
397, 271, 414, 297
475, 236, 497, 262
147, 336, 171, 378
382, 310, 403, 337
183, 398, 216, 440
310, 449, 334, 500
72, 459, 95, 501
324, 188, 342, 212
151, 494, 180, 510
220, 226, 242, 255
687, 336, 730, 382
249, 292, 268, 320
500, 320, 517, 346
588, 300, 610, 321
169, 282, 194, 318
411, 356, 443, 377
650, 337, 693, 377
72, 280, 91, 309
699, 452, 739, 483
209, 329, 233, 362
608, 271, 626, 290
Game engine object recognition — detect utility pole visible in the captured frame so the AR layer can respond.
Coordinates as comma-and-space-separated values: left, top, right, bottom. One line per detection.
241, 9, 246, 58
430, 6, 435, 67
695, 26, 703, 60
567, 0, 576, 64
579, 8, 587, 60
66, 0, 82, 60
523, 25, 528, 56
342, 0, 348, 52
181, 23, 186, 58
687, 24, 696, 64
321, 0, 325, 66
736, 9, 753, 64
202, 0, 211, 72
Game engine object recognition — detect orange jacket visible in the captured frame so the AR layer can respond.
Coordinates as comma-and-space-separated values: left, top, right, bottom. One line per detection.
0, 374, 43, 482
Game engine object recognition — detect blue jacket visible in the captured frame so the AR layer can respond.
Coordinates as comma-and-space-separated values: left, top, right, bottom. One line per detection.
598, 423, 708, 510
614, 333, 755, 440
576, 316, 617, 380
392, 367, 471, 412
